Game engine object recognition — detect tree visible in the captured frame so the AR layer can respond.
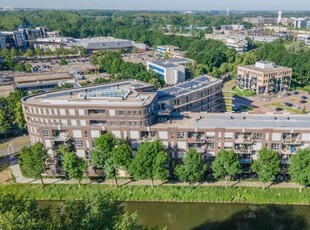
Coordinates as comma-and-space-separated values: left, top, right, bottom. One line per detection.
302, 106, 307, 114
212, 149, 241, 189
0, 194, 51, 230
35, 47, 44, 56
19, 142, 48, 186
92, 134, 133, 186
115, 212, 146, 230
130, 140, 169, 187
61, 147, 87, 187
59, 59, 68, 65
251, 148, 281, 189
14, 101, 27, 130
24, 49, 34, 57
92, 133, 118, 169
0, 108, 11, 138
174, 148, 207, 184
289, 148, 310, 192
44, 48, 53, 56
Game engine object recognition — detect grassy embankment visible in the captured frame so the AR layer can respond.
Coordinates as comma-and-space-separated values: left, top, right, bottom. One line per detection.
0, 184, 310, 205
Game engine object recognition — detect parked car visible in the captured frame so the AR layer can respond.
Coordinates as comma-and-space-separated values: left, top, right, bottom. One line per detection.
301, 96, 308, 100
293, 105, 301, 110
275, 107, 283, 112
292, 91, 299, 95
283, 102, 293, 107
300, 100, 307, 104
262, 98, 270, 101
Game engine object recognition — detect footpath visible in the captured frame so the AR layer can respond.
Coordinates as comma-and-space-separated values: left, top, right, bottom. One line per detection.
9, 156, 302, 189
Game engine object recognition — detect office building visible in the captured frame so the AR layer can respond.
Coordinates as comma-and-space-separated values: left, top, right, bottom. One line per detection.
243, 17, 277, 26
226, 37, 248, 52
236, 61, 292, 95
34, 37, 75, 51
147, 59, 187, 85
71, 37, 134, 53
1, 31, 24, 48
0, 33, 6, 50
156, 45, 180, 58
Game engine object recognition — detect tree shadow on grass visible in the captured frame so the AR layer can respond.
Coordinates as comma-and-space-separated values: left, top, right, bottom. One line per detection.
191, 205, 308, 230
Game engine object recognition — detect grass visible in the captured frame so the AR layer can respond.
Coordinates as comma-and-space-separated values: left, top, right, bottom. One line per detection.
232, 86, 255, 97
0, 184, 310, 205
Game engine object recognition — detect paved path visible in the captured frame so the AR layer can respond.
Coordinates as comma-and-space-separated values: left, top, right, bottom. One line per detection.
8, 156, 304, 189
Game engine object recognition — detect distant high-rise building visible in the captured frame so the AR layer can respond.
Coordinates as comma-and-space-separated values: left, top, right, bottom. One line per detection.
226, 0, 230, 16
277, 11, 282, 25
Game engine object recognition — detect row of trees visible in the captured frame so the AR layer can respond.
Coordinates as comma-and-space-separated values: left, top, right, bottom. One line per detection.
19, 133, 310, 192
0, 193, 149, 230
0, 90, 27, 138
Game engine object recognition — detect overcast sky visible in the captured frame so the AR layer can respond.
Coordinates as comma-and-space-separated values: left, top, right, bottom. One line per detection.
0, 0, 309, 11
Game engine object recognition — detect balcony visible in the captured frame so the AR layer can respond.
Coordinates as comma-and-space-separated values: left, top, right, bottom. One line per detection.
234, 147, 253, 154
50, 131, 70, 141
282, 137, 302, 145
235, 137, 253, 144
196, 147, 206, 154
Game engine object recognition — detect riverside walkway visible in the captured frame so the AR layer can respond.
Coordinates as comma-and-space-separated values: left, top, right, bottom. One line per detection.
9, 156, 303, 189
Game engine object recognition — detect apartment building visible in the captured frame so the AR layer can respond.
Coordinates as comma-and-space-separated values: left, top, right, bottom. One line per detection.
236, 61, 292, 94
157, 76, 223, 115
22, 80, 310, 170
22, 77, 224, 156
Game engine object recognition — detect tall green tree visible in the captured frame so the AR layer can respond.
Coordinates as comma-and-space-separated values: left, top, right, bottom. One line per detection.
289, 148, 310, 192
130, 140, 169, 187
91, 133, 118, 169
212, 149, 241, 189
251, 148, 281, 189
61, 146, 87, 187
0, 108, 11, 138
19, 142, 48, 186
107, 142, 133, 187
174, 148, 207, 184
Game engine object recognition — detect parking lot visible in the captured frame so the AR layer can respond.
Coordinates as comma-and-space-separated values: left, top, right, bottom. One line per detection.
122, 51, 157, 65
235, 90, 310, 114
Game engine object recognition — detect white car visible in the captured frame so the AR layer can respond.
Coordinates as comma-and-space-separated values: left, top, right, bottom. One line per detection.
293, 105, 301, 110
262, 98, 271, 101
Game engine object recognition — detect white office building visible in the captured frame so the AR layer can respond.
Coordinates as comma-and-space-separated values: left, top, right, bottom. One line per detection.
147, 59, 187, 85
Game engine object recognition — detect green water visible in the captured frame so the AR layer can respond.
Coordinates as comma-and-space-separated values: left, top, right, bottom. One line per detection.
39, 201, 310, 230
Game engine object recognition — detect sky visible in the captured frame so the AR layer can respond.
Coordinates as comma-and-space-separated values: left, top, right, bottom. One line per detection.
0, 0, 309, 11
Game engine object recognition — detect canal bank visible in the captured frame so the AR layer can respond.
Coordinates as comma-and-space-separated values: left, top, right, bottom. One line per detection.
1, 184, 310, 205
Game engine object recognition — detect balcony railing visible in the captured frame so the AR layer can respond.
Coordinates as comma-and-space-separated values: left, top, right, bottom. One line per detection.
239, 158, 252, 164
282, 138, 302, 145
235, 137, 253, 144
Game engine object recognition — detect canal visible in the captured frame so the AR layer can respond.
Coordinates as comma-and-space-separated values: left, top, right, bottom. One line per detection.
39, 201, 310, 230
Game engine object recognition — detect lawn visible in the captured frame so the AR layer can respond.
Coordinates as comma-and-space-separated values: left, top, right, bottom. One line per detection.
232, 86, 255, 97
267, 102, 303, 114
1, 184, 310, 205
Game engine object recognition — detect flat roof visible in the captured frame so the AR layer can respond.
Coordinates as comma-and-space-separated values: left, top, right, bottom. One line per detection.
238, 63, 292, 73
72, 38, 133, 50
158, 75, 222, 100
23, 80, 156, 107
152, 113, 310, 130
148, 60, 180, 68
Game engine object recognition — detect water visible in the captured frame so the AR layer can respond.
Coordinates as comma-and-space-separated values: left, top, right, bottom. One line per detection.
39, 201, 310, 230
125, 202, 310, 230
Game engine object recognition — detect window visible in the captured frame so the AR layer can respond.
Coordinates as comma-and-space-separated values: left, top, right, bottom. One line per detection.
177, 132, 185, 139
119, 111, 125, 116
129, 121, 132, 126
271, 143, 280, 150
110, 121, 116, 126
171, 132, 174, 139
120, 121, 126, 126
206, 142, 215, 149
84, 131, 88, 138
43, 130, 49, 137
128, 111, 131, 115
253, 133, 262, 140
75, 140, 83, 148
134, 111, 137, 116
